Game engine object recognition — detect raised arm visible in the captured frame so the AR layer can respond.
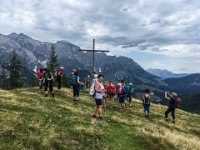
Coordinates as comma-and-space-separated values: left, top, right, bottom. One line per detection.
165, 92, 170, 100
149, 91, 154, 96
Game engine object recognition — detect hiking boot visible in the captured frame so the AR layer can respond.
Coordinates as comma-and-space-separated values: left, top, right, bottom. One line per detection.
165, 118, 169, 122
172, 120, 175, 124
52, 93, 55, 98
92, 115, 96, 119
99, 116, 103, 120
45, 94, 48, 97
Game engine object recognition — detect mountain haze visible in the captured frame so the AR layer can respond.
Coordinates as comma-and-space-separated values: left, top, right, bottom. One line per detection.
147, 69, 189, 79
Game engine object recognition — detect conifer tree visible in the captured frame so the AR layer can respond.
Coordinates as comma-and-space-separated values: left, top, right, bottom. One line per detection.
9, 50, 23, 89
49, 44, 59, 73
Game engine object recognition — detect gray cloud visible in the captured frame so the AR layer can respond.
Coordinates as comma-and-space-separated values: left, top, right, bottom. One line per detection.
0, 0, 200, 72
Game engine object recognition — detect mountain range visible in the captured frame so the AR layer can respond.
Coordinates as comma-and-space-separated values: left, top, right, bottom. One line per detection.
0, 32, 200, 113
146, 68, 189, 79
0, 33, 167, 94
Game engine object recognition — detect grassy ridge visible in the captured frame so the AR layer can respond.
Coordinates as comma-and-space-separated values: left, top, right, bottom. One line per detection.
0, 88, 199, 150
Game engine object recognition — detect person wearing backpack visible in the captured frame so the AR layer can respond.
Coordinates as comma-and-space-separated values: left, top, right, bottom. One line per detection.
105, 80, 116, 109
56, 67, 64, 90
126, 83, 135, 107
44, 68, 54, 97
92, 74, 105, 120
141, 89, 154, 118
165, 92, 178, 124
37, 68, 45, 89
118, 80, 127, 111
70, 70, 83, 104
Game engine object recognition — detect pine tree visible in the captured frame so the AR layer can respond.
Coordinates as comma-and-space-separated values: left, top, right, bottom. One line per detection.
49, 44, 59, 73
0, 67, 7, 89
9, 50, 23, 89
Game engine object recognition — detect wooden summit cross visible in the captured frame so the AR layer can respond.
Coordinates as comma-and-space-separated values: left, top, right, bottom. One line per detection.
78, 39, 109, 73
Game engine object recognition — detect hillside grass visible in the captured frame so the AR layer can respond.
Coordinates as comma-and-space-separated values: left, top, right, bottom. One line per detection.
0, 87, 199, 150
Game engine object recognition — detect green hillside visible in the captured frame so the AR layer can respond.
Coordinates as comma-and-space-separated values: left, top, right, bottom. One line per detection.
0, 88, 199, 150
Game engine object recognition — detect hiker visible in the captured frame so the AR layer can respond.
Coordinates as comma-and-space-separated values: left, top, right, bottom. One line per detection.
92, 74, 105, 120
69, 69, 76, 94
105, 80, 116, 109
84, 75, 91, 90
56, 67, 64, 89
118, 80, 127, 111
44, 68, 54, 97
37, 68, 45, 89
69, 69, 83, 104
126, 83, 135, 107
141, 89, 154, 118
165, 92, 178, 123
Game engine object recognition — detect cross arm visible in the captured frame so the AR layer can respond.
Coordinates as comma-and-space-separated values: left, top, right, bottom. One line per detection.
78, 49, 109, 52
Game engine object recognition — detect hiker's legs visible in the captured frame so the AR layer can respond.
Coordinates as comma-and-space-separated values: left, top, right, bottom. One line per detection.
119, 96, 125, 110
165, 107, 171, 119
97, 105, 102, 118
110, 95, 113, 108
49, 81, 54, 97
93, 105, 97, 117
171, 107, 175, 121
73, 85, 80, 102
122, 103, 125, 110
147, 105, 150, 117
57, 75, 62, 89
128, 95, 132, 106
76, 85, 80, 101
95, 99, 103, 119
39, 79, 42, 89
72, 85, 76, 102
44, 81, 48, 97
144, 104, 149, 117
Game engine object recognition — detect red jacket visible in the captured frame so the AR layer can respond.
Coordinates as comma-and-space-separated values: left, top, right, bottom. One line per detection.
106, 83, 116, 94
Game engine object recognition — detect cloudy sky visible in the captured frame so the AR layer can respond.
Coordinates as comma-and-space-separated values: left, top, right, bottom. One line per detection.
0, 0, 200, 73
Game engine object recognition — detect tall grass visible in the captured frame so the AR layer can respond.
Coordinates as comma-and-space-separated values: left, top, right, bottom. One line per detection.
0, 88, 199, 150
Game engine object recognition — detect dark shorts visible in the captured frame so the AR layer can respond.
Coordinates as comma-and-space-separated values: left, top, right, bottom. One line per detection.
73, 85, 80, 97
143, 104, 150, 113
44, 81, 53, 91
95, 99, 103, 106
119, 96, 126, 103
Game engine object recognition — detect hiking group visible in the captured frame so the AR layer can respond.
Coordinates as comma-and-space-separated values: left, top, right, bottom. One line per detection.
37, 67, 181, 124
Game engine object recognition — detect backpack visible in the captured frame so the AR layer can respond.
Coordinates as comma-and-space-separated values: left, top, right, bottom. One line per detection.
69, 74, 77, 85
89, 80, 96, 96
118, 85, 126, 95
143, 94, 150, 104
128, 86, 134, 95
175, 98, 181, 108
107, 83, 116, 94
57, 70, 63, 76
37, 70, 44, 78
